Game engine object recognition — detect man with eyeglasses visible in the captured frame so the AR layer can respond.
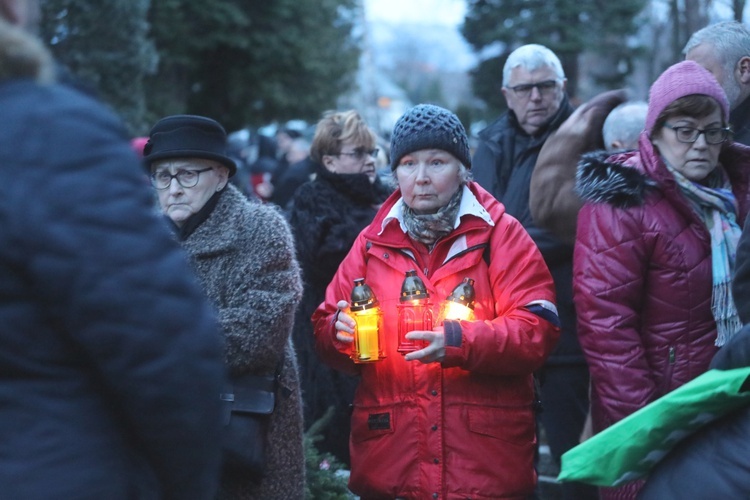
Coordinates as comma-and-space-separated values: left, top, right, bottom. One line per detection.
684, 21, 750, 146
473, 44, 597, 500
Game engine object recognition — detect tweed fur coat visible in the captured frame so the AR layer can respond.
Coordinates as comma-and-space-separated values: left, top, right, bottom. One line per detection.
178, 184, 304, 499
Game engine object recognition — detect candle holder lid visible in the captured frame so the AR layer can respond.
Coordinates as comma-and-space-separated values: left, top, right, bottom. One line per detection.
350, 278, 380, 311
446, 277, 476, 310
400, 269, 429, 302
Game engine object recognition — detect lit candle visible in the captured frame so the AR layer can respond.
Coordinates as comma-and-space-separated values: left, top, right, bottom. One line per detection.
350, 278, 384, 363
440, 277, 476, 322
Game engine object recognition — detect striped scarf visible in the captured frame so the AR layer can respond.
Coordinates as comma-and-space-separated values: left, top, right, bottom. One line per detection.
666, 162, 743, 346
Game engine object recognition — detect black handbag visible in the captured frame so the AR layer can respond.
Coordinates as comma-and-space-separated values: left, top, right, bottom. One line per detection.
220, 368, 278, 475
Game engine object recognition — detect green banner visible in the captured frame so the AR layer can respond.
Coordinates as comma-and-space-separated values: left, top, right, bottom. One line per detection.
558, 367, 750, 486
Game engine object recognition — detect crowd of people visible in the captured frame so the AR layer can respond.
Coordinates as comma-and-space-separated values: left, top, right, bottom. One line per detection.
3, 0, 750, 497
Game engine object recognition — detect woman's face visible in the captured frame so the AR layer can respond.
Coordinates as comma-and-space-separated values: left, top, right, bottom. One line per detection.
323, 139, 378, 183
651, 108, 724, 182
395, 149, 463, 214
152, 158, 229, 227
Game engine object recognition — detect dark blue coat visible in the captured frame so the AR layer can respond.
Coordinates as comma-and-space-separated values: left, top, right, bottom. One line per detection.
638, 324, 750, 499
0, 78, 226, 498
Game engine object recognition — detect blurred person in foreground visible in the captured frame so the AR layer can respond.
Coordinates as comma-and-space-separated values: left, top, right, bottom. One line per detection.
573, 60, 750, 500
288, 109, 392, 465
472, 43, 594, 500
685, 21, 750, 146
144, 115, 305, 499
0, 12, 226, 500
638, 320, 750, 499
313, 104, 560, 498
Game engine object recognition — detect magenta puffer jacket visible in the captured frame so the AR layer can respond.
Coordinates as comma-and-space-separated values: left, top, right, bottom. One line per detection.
313, 182, 559, 500
573, 134, 750, 435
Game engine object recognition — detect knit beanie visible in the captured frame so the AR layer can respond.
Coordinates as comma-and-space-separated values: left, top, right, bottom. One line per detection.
389, 104, 471, 170
646, 60, 730, 135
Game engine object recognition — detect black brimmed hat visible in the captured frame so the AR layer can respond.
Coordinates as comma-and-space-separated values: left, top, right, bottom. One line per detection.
143, 115, 237, 176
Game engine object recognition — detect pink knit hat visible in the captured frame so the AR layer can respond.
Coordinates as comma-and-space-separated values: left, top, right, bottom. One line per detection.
646, 60, 729, 135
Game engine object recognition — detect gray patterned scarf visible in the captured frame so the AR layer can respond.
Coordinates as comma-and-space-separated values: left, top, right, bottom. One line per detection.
402, 187, 463, 249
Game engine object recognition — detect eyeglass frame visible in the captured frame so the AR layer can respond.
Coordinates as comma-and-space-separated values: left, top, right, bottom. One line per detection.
663, 123, 732, 145
150, 167, 214, 190
335, 148, 380, 161
505, 79, 561, 98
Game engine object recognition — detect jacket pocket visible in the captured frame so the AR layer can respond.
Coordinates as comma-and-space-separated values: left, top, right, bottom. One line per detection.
351, 405, 396, 443
467, 404, 535, 445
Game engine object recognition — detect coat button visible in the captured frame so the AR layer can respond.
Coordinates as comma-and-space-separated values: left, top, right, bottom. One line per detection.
383, 252, 389, 259
433, 493, 439, 499
431, 390, 438, 396
432, 424, 438, 431
433, 458, 440, 464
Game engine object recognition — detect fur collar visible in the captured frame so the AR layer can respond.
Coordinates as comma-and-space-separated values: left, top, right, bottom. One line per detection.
0, 18, 54, 84
575, 150, 655, 208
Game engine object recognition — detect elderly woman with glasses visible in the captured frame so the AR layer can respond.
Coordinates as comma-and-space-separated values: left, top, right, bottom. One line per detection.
312, 105, 559, 498
573, 61, 750, 499
144, 115, 304, 499
287, 109, 392, 466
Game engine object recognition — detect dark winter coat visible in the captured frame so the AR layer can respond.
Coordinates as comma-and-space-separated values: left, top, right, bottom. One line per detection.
176, 185, 305, 500
0, 22, 226, 500
730, 96, 750, 147
574, 134, 750, 435
638, 323, 750, 499
313, 183, 559, 499
733, 195, 750, 324
473, 98, 581, 364
274, 157, 317, 211
287, 164, 392, 463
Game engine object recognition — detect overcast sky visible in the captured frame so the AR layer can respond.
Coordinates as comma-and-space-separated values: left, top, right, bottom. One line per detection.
363, 0, 475, 72
364, 0, 466, 26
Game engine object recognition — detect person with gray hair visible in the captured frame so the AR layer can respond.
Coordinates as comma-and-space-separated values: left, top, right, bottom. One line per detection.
685, 21, 750, 145
602, 101, 648, 151
473, 43, 597, 500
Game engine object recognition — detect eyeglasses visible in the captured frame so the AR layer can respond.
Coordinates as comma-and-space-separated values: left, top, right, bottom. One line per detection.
150, 167, 213, 190
336, 148, 379, 161
507, 80, 559, 98
663, 123, 731, 145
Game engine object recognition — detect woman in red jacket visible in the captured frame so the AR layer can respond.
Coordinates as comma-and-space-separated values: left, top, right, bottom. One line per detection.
573, 60, 750, 499
312, 104, 560, 499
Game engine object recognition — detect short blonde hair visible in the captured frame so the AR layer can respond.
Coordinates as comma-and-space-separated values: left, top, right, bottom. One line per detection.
310, 110, 376, 164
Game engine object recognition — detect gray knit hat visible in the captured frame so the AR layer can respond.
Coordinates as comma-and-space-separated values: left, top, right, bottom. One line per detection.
389, 104, 471, 170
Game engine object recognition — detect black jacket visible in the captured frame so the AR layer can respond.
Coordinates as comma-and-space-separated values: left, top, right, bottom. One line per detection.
731, 96, 750, 147
638, 324, 750, 499
287, 165, 392, 462
472, 98, 580, 364
0, 36, 225, 499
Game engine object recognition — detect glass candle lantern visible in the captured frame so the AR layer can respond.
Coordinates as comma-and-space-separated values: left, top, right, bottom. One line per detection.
440, 277, 476, 322
350, 278, 384, 363
397, 270, 433, 354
